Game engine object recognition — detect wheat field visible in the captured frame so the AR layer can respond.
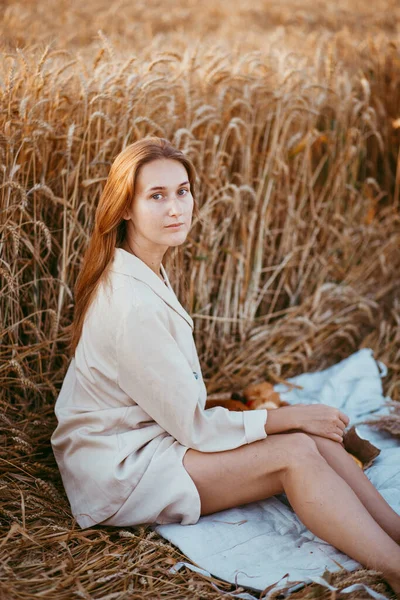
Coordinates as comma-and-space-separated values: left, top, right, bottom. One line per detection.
1, 0, 400, 598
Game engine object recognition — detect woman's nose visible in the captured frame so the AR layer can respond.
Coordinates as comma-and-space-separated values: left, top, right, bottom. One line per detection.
168, 195, 182, 215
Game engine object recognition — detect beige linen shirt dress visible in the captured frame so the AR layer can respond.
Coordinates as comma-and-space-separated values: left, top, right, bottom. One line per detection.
51, 247, 269, 529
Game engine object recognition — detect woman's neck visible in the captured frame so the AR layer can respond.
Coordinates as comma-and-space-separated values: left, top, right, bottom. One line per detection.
121, 240, 164, 280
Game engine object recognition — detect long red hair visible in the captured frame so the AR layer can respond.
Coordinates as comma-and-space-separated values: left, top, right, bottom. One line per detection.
67, 136, 199, 356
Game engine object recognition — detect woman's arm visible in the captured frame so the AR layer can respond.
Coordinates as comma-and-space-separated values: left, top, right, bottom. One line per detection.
264, 406, 298, 434
265, 403, 349, 443
116, 300, 269, 453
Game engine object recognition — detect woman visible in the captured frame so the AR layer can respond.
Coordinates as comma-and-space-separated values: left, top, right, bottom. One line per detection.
51, 136, 400, 594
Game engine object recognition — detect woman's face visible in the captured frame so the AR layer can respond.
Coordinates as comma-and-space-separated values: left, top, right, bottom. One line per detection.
123, 158, 194, 253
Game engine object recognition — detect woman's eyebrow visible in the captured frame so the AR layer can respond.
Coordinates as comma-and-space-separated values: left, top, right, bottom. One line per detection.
147, 181, 190, 192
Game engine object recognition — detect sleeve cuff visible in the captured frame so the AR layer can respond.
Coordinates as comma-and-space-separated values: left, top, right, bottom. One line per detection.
243, 409, 268, 444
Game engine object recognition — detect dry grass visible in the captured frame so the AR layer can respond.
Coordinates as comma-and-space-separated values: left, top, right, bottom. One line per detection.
1, 1, 400, 598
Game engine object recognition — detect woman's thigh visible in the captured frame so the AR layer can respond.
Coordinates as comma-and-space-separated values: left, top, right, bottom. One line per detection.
183, 432, 320, 517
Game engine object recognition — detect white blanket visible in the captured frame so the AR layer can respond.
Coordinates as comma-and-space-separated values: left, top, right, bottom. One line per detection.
153, 348, 400, 599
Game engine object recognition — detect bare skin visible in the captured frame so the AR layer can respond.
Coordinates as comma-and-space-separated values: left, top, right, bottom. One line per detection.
183, 432, 400, 594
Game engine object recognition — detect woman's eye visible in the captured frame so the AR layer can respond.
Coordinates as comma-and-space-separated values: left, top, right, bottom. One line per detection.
151, 188, 188, 200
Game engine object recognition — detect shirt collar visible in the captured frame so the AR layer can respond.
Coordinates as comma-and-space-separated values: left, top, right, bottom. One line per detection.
110, 247, 194, 330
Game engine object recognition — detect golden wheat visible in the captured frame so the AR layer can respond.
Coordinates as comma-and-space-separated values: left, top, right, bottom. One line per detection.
0, 1, 399, 598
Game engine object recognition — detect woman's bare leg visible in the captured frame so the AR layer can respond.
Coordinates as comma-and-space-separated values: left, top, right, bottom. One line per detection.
305, 433, 400, 544
280, 444, 400, 592
183, 432, 400, 592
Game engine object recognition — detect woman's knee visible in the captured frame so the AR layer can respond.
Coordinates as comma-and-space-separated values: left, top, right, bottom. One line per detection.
282, 432, 323, 468
283, 431, 319, 449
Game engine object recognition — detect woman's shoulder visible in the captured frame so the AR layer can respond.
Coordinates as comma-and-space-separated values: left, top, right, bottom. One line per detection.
94, 268, 166, 320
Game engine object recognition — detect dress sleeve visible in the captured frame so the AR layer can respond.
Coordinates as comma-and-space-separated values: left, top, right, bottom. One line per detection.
116, 301, 268, 452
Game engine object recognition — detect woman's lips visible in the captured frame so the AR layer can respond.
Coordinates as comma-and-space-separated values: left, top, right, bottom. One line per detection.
165, 223, 184, 228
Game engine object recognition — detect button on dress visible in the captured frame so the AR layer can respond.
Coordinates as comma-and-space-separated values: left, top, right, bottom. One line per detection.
51, 247, 269, 529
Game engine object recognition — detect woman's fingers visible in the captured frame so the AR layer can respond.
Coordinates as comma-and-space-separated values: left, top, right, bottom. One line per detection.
336, 426, 344, 438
